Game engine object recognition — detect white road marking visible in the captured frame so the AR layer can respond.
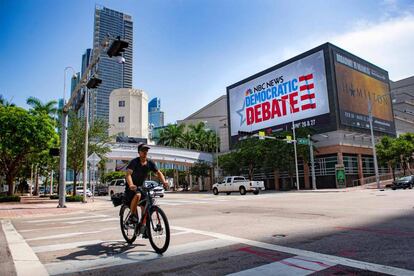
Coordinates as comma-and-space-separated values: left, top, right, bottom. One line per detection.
228, 256, 335, 276
1, 220, 48, 276
171, 226, 414, 276
26, 227, 118, 241
25, 214, 108, 223
45, 238, 236, 275
20, 225, 77, 233
32, 231, 191, 253
65, 217, 119, 224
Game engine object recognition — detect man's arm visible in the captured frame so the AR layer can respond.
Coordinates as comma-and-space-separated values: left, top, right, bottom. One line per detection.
156, 170, 168, 189
126, 169, 137, 191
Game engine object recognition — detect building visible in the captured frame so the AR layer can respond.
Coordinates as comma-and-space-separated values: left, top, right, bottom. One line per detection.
109, 88, 149, 139
178, 95, 229, 153
390, 75, 414, 136
148, 97, 165, 128
224, 42, 395, 190
90, 5, 133, 124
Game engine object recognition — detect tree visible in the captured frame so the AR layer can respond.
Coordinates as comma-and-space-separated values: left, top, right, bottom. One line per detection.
190, 161, 211, 190
66, 112, 111, 195
218, 151, 242, 176
0, 95, 15, 107
158, 124, 185, 147
376, 136, 399, 180
235, 138, 266, 180
0, 106, 57, 195
101, 171, 126, 184
26, 97, 58, 118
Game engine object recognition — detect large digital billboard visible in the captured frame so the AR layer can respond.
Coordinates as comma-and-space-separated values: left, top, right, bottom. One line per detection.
228, 50, 330, 138
333, 49, 395, 134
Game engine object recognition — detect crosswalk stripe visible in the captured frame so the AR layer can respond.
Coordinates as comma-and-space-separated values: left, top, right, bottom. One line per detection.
227, 256, 335, 276
26, 215, 108, 223
65, 217, 118, 224
26, 227, 118, 241
45, 238, 236, 275
1, 220, 48, 276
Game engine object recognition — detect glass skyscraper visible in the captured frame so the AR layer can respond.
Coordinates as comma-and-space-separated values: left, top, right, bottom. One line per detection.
91, 5, 133, 123
148, 97, 164, 128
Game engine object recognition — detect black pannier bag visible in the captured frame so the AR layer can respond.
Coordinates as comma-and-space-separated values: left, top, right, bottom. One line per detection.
111, 192, 125, 207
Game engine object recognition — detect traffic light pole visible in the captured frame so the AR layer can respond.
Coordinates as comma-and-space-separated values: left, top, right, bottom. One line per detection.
308, 134, 316, 190
58, 35, 129, 207
82, 89, 89, 203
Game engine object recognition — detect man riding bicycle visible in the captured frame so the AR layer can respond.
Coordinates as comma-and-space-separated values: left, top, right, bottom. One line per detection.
125, 143, 168, 237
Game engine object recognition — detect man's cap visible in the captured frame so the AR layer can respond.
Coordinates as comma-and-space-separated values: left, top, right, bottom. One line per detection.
138, 143, 150, 152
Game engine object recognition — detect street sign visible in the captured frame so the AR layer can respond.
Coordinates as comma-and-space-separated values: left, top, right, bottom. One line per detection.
286, 135, 292, 141
298, 138, 309, 145
88, 152, 101, 167
335, 164, 346, 188
258, 131, 265, 140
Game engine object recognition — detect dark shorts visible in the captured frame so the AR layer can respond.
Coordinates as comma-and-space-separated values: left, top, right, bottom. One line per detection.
125, 188, 145, 206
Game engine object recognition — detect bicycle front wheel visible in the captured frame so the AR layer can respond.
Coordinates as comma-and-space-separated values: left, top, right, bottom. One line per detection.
120, 205, 137, 244
147, 206, 170, 254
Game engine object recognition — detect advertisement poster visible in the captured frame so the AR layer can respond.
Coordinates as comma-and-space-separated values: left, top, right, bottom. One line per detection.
228, 50, 330, 137
334, 50, 395, 134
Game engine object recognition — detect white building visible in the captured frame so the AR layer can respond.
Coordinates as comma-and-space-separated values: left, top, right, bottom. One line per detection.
109, 88, 149, 139
177, 95, 229, 152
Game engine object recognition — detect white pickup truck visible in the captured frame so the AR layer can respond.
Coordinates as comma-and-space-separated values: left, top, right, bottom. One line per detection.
212, 176, 265, 195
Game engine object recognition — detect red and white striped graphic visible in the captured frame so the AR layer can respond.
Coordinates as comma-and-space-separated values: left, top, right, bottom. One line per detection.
299, 73, 316, 111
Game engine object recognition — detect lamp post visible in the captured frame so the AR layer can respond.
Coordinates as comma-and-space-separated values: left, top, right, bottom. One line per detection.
82, 89, 89, 203
277, 99, 300, 190
58, 66, 77, 208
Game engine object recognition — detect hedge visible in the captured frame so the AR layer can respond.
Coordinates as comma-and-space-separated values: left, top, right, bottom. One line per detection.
0, 195, 21, 202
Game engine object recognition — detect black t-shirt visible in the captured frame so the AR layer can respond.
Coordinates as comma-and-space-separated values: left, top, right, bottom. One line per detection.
126, 158, 158, 189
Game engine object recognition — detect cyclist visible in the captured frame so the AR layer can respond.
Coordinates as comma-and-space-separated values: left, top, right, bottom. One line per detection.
125, 143, 168, 237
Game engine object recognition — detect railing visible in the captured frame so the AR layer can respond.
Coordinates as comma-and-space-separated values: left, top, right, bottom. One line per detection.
352, 170, 411, 189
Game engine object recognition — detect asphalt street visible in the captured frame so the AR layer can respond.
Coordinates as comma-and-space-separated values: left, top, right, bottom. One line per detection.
2, 188, 414, 275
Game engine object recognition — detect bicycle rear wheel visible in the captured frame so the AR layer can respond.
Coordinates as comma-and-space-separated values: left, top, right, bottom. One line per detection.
147, 206, 170, 254
120, 205, 137, 244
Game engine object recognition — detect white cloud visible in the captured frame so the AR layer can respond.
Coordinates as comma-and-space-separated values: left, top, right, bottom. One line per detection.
280, 14, 414, 81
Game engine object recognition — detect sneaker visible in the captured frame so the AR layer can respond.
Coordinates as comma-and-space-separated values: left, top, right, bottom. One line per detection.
140, 224, 148, 239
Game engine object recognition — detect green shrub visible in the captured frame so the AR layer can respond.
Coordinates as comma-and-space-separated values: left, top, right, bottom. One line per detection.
0, 195, 21, 202
66, 195, 83, 202
50, 195, 59, 199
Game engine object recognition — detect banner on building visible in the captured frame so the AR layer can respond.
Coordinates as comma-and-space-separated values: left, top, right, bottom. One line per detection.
228, 50, 330, 137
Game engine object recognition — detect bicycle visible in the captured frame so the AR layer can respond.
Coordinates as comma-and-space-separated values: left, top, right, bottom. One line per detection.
118, 182, 170, 254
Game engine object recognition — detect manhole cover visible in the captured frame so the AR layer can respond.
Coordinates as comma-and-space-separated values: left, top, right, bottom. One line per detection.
272, 234, 286, 238
223, 211, 231, 214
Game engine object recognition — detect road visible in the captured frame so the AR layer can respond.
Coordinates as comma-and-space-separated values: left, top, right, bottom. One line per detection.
2, 188, 414, 275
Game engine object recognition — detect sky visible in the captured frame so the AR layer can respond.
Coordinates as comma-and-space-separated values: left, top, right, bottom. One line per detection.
1, 0, 414, 124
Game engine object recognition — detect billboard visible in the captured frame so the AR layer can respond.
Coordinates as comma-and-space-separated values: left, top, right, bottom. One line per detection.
228, 50, 330, 138
333, 49, 395, 134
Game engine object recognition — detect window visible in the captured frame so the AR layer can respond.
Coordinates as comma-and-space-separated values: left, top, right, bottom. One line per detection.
118, 116, 125, 123
119, 100, 125, 107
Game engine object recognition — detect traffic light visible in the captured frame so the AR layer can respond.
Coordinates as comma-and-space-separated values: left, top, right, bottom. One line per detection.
107, 36, 129, 57
86, 76, 102, 89
238, 130, 253, 136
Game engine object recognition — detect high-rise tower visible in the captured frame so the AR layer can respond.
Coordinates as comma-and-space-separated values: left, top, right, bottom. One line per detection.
91, 5, 133, 123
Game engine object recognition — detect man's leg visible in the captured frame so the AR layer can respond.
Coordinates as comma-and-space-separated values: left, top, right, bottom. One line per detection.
130, 193, 141, 215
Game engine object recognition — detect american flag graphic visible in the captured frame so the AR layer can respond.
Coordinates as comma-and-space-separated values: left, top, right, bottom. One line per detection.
299, 73, 316, 111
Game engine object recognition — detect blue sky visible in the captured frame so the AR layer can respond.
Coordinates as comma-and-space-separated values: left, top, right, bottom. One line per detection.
1, 0, 413, 123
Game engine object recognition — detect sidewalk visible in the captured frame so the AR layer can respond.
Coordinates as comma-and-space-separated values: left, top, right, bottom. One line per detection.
0, 198, 111, 219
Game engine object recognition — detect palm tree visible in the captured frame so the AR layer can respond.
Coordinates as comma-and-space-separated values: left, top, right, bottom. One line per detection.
0, 95, 15, 107
26, 97, 58, 118
158, 124, 185, 148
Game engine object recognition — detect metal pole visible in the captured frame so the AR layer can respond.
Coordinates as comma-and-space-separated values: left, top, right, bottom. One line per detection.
292, 119, 300, 190
82, 89, 89, 203
308, 134, 316, 190
368, 99, 380, 189
30, 164, 33, 196
50, 170, 54, 195
216, 132, 219, 182
58, 67, 75, 208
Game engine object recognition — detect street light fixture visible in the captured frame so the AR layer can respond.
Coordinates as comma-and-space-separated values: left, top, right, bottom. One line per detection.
277, 98, 300, 191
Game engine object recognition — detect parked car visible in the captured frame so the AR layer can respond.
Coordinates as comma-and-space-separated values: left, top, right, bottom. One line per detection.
212, 176, 265, 195
108, 179, 126, 196
76, 188, 93, 197
145, 180, 165, 198
392, 175, 414, 190
94, 185, 108, 196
